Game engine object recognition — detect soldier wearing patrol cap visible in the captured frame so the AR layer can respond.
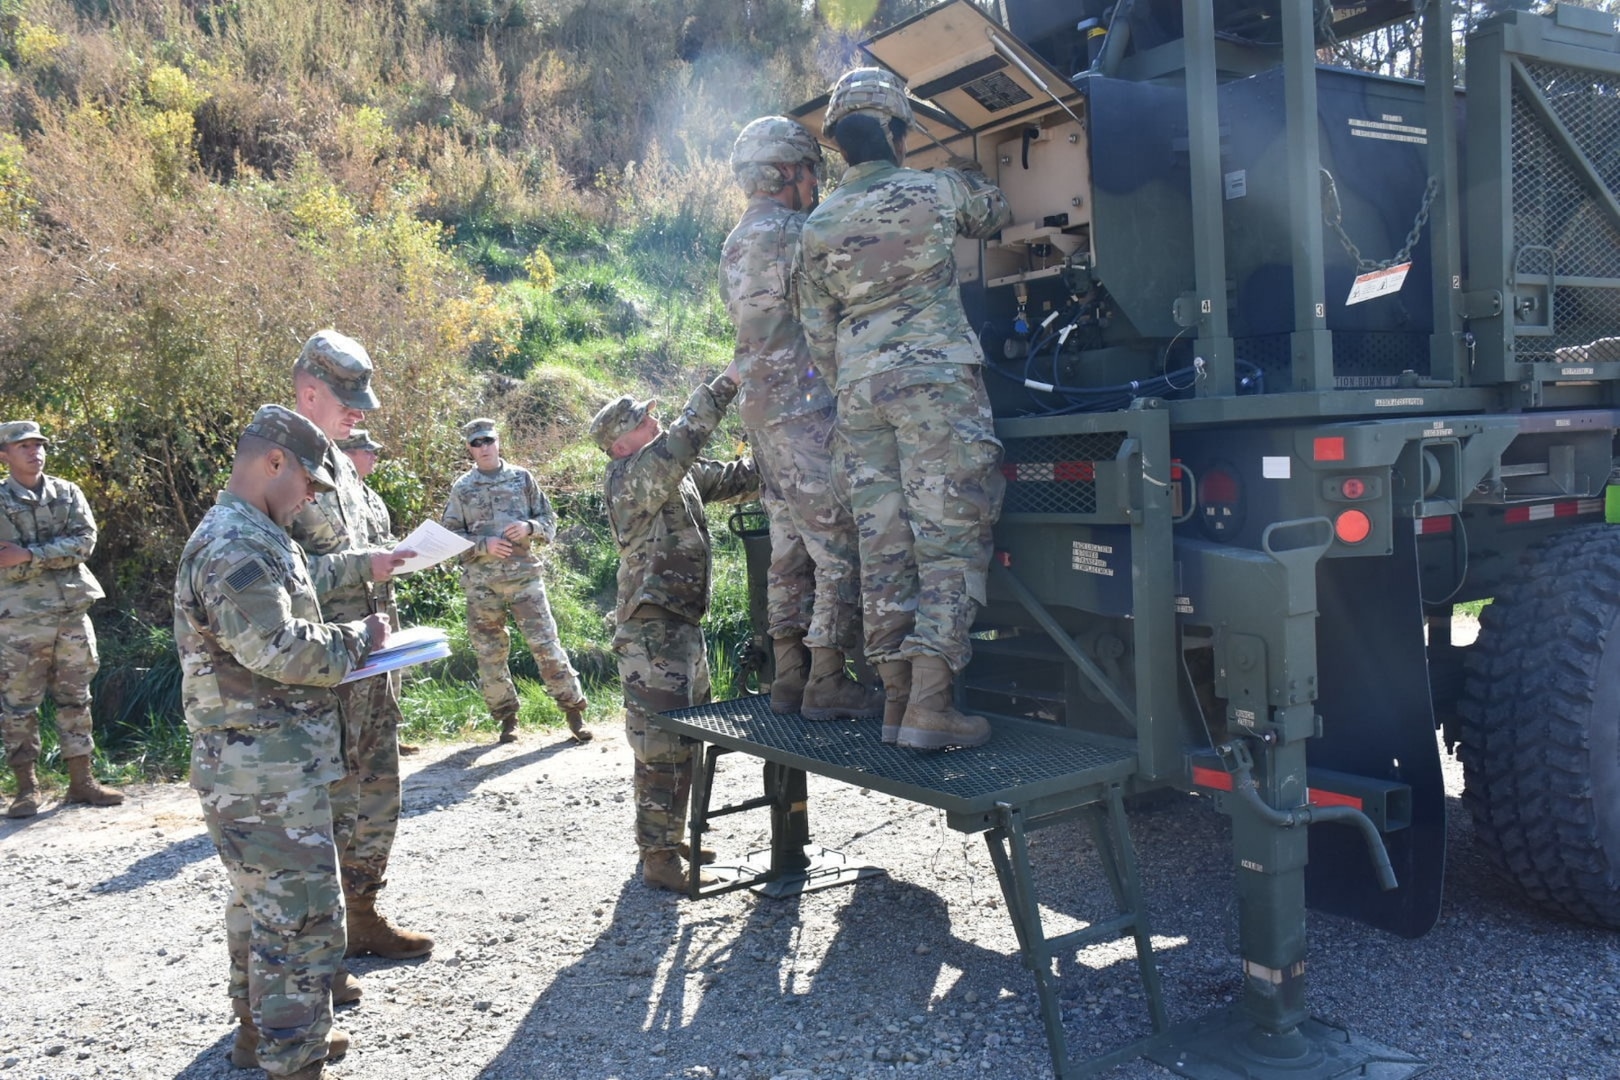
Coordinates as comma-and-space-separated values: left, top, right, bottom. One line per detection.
0, 419, 124, 817
723, 115, 881, 725
176, 404, 394, 1080
287, 330, 431, 963
796, 67, 1013, 751
591, 362, 760, 893
441, 417, 591, 744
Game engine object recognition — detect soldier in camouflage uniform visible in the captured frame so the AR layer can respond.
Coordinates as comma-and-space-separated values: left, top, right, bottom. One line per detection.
337, 429, 419, 756
590, 363, 758, 892
0, 419, 123, 818
796, 68, 1013, 751
722, 116, 882, 724
175, 404, 394, 1080
442, 418, 591, 745
288, 330, 431, 962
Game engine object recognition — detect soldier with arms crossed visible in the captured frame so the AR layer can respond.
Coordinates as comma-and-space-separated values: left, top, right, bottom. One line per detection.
175, 405, 391, 1079
442, 417, 592, 744
0, 419, 123, 817
590, 362, 758, 892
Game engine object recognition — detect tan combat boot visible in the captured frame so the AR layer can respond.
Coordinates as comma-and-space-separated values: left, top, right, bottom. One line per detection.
6, 761, 39, 818
564, 700, 593, 743
642, 849, 717, 893
496, 711, 519, 744
677, 840, 716, 865
65, 755, 124, 806
332, 967, 363, 1006
229, 997, 350, 1070
345, 892, 434, 959
769, 635, 811, 714
897, 655, 992, 751
875, 660, 912, 745
799, 648, 884, 721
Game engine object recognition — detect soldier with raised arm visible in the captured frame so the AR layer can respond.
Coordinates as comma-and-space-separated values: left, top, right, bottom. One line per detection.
590, 362, 758, 892
175, 405, 392, 1080
0, 419, 123, 817
287, 330, 429, 962
442, 417, 591, 744
796, 67, 1013, 752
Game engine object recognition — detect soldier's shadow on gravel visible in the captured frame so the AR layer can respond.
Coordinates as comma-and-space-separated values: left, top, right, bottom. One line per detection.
400, 737, 593, 814
90, 831, 214, 894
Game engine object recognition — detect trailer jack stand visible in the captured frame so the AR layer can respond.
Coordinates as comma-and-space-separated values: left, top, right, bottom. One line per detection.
1147, 1009, 1428, 1079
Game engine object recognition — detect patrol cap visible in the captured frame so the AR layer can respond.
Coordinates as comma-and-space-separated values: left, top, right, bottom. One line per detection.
460, 418, 498, 444
0, 419, 49, 447
294, 330, 380, 410
588, 395, 654, 452
243, 404, 338, 492
337, 429, 384, 453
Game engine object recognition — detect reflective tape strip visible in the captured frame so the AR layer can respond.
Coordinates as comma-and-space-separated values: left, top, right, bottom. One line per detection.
1503, 497, 1603, 524
1001, 461, 1097, 483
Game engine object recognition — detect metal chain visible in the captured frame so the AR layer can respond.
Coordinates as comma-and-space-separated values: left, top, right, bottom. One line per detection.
1320, 168, 1440, 273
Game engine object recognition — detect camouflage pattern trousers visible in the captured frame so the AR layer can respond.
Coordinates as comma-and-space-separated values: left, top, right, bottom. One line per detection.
836, 364, 1005, 673
201, 783, 344, 1076
328, 673, 401, 900
465, 571, 585, 722
753, 404, 862, 651
614, 612, 707, 856
0, 611, 98, 766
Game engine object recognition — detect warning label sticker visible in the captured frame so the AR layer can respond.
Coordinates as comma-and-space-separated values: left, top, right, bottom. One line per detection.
1346, 262, 1412, 306
1072, 540, 1115, 577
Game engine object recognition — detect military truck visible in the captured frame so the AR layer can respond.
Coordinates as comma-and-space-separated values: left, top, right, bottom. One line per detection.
655, 2, 1620, 1077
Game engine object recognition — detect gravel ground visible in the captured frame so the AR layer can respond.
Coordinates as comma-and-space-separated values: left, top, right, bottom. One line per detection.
2, 686, 1618, 1079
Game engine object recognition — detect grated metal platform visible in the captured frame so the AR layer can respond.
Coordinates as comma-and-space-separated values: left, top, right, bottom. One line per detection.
655, 693, 1139, 827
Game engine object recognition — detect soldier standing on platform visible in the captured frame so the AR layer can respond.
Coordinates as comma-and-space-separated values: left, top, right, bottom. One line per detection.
590, 363, 758, 892
288, 330, 430, 962
797, 68, 1013, 751
175, 405, 391, 1079
0, 419, 123, 817
722, 116, 881, 725
441, 418, 592, 745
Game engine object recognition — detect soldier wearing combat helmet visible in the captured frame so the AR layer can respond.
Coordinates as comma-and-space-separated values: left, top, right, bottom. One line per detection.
441, 417, 591, 744
0, 419, 124, 817
591, 362, 759, 893
721, 116, 881, 724
287, 330, 430, 963
176, 404, 393, 1079
795, 67, 1014, 751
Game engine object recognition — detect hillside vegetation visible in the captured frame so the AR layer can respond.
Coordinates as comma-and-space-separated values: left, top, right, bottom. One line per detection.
0, 0, 941, 772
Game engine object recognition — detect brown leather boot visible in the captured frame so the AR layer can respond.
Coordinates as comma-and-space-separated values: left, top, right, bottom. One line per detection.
497, 713, 519, 744
769, 635, 811, 714
875, 660, 911, 745
6, 761, 38, 818
642, 849, 716, 893
65, 755, 123, 806
345, 892, 433, 959
332, 967, 363, 1006
897, 655, 992, 750
564, 701, 593, 743
229, 997, 350, 1070
800, 648, 884, 721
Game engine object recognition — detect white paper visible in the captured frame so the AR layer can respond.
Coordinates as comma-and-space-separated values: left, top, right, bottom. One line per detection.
391, 520, 473, 575
340, 626, 452, 684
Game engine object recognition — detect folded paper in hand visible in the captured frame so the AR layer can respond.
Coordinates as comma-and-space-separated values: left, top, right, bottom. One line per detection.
341, 625, 452, 684
392, 520, 473, 575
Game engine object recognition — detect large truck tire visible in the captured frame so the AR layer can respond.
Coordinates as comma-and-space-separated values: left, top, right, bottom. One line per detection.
1457, 523, 1620, 929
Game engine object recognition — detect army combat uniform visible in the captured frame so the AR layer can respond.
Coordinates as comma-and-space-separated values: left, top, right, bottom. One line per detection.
594, 376, 758, 872
0, 419, 122, 815
442, 422, 586, 737
796, 159, 1012, 677
175, 406, 378, 1078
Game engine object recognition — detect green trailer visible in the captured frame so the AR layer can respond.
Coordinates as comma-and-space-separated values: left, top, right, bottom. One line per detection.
653, 2, 1620, 1076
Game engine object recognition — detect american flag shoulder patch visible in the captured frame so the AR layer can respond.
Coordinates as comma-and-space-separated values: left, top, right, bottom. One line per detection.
223, 559, 267, 593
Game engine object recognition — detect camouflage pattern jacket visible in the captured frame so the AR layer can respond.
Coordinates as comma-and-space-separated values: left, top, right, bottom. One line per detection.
175, 491, 377, 795
0, 473, 104, 618
720, 197, 834, 432
442, 462, 557, 585
360, 484, 394, 547
795, 161, 1013, 390
605, 375, 759, 628
288, 444, 382, 622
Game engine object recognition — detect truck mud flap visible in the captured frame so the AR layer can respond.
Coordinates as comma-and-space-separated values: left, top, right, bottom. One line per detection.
1306, 533, 1445, 938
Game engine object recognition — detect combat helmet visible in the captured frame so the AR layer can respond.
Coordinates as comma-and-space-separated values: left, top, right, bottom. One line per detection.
731, 116, 823, 171
824, 66, 914, 131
